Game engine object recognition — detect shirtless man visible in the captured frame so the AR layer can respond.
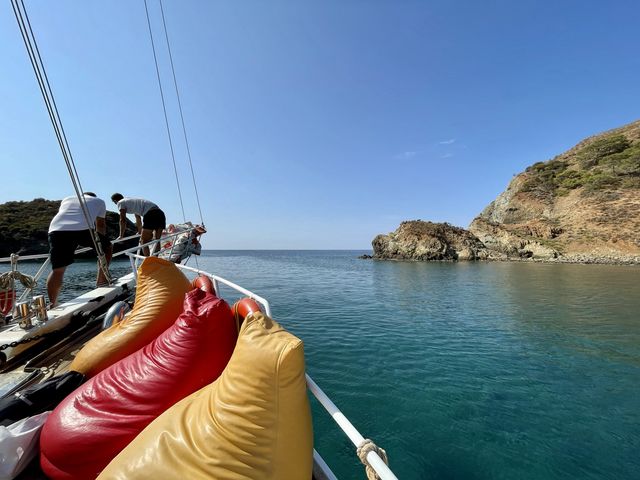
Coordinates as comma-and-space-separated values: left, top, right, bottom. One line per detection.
110, 193, 166, 256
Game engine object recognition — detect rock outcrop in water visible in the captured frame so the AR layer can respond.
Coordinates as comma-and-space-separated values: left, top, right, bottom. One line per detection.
372, 221, 493, 261
371, 120, 640, 264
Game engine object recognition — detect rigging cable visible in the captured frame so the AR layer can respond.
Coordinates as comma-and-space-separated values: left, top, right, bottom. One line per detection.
11, 0, 110, 284
158, 0, 205, 227
143, 0, 187, 222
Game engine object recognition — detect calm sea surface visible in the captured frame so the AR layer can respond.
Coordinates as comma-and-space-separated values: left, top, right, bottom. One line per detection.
9, 251, 640, 479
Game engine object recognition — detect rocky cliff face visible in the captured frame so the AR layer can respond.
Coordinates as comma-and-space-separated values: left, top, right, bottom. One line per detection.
372, 220, 493, 261
371, 120, 640, 263
469, 120, 640, 263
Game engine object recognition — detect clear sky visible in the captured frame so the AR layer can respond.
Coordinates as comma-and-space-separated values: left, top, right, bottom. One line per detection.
1, 1, 638, 249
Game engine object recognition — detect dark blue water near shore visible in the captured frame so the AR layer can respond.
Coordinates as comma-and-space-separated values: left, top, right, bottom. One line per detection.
11, 251, 640, 479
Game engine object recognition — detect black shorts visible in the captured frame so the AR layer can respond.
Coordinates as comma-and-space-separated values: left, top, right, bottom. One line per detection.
48, 230, 112, 269
143, 208, 166, 230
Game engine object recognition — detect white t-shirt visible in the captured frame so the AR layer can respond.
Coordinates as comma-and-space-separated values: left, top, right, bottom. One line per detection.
117, 198, 158, 217
49, 195, 107, 233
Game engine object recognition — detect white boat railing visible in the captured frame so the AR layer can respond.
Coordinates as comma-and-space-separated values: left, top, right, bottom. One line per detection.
0, 234, 138, 303
165, 261, 272, 317
306, 376, 397, 480
127, 253, 397, 480
0, 225, 197, 266
1, 229, 196, 304
0, 233, 142, 264
116, 226, 204, 279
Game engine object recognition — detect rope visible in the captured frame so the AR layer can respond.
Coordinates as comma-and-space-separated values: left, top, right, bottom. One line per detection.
10, 0, 110, 284
0, 270, 37, 291
357, 439, 389, 480
143, 0, 187, 222
158, 0, 205, 227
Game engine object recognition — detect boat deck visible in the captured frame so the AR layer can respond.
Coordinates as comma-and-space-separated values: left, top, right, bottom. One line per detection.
0, 273, 135, 371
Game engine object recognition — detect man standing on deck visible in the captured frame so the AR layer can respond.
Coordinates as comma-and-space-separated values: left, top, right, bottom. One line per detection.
110, 193, 166, 256
47, 192, 112, 307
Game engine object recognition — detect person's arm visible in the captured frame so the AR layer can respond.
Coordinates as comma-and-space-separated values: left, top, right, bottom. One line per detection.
135, 214, 142, 234
118, 209, 127, 239
96, 216, 106, 235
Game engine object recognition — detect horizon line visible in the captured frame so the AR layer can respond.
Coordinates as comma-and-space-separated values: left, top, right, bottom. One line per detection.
200, 248, 373, 251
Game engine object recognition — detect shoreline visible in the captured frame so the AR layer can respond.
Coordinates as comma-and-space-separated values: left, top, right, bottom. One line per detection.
360, 254, 640, 266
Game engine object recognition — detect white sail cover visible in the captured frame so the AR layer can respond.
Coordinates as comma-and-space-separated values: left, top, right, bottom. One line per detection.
158, 223, 205, 263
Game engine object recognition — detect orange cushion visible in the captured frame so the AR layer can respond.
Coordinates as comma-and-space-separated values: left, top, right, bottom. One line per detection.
70, 257, 191, 377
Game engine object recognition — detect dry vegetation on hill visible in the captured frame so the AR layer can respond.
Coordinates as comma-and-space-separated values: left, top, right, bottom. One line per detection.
469, 120, 640, 262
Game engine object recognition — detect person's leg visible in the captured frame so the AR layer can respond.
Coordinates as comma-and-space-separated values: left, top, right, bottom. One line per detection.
105, 242, 112, 264
47, 231, 75, 306
47, 267, 66, 307
142, 209, 165, 256
77, 230, 112, 286
140, 229, 153, 256
152, 228, 163, 255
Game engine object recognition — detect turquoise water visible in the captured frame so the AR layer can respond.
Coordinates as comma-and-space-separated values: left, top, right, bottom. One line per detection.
8, 251, 640, 479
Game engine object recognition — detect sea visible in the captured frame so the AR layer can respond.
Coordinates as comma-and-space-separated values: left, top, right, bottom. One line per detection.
7, 250, 640, 480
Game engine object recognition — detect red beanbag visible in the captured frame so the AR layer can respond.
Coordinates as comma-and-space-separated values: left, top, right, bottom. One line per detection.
40, 289, 237, 480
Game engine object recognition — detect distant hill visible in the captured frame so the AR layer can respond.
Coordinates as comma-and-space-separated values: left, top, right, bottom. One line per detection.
372, 120, 640, 264
0, 198, 138, 257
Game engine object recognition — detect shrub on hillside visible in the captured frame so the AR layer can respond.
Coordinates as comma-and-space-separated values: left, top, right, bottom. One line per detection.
521, 159, 568, 198
576, 134, 630, 169
523, 135, 640, 197
599, 143, 640, 176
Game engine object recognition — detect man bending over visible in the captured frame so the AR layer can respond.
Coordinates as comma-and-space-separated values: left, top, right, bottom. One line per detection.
111, 193, 166, 256
47, 192, 112, 306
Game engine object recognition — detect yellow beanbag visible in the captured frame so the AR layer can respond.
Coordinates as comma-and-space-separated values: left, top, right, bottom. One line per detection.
98, 312, 313, 480
70, 257, 191, 377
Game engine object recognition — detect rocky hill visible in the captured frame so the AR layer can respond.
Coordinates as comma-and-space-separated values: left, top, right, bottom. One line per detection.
469, 120, 640, 263
372, 120, 640, 264
372, 221, 493, 261
0, 198, 138, 258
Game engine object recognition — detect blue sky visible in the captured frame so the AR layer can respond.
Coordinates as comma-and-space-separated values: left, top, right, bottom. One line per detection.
1, 1, 638, 249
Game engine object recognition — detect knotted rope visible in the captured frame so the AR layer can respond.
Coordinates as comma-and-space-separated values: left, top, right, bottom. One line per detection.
0, 254, 37, 291
0, 269, 37, 290
357, 438, 389, 480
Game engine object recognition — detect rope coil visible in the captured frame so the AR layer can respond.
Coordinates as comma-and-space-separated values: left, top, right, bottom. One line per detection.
0, 270, 37, 291
1, 257, 36, 316
1, 255, 37, 290
357, 438, 389, 480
